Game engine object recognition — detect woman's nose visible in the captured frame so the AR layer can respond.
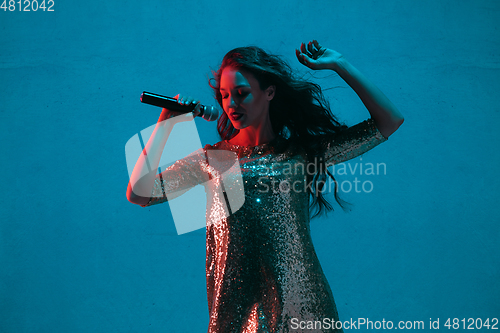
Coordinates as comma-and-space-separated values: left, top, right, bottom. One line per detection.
228, 96, 238, 108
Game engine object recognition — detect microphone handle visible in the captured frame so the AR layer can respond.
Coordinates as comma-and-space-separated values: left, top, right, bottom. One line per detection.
140, 91, 207, 116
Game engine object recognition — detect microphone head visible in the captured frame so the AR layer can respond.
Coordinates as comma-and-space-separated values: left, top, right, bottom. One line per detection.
202, 106, 220, 122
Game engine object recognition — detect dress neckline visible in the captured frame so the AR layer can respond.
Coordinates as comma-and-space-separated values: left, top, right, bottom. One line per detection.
223, 139, 273, 149
220, 135, 285, 157
224, 134, 283, 147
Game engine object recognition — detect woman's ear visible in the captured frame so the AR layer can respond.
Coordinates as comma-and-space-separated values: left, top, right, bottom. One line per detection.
266, 85, 276, 101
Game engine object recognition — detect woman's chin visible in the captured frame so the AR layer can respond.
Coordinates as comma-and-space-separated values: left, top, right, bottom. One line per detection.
230, 121, 247, 130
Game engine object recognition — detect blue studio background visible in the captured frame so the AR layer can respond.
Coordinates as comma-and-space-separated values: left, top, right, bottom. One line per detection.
1, 0, 499, 332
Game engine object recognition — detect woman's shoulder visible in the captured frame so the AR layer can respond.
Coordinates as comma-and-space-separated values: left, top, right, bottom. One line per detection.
203, 140, 227, 151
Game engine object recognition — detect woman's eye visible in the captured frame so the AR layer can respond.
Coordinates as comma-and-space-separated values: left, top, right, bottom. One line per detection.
221, 91, 247, 100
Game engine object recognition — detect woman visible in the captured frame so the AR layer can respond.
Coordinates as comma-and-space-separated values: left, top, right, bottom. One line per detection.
127, 40, 404, 332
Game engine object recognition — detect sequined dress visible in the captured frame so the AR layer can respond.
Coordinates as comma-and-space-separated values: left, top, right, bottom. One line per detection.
141, 118, 388, 332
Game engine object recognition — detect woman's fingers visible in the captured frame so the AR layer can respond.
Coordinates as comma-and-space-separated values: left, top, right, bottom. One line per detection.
295, 49, 312, 68
193, 102, 202, 117
175, 94, 189, 105
159, 93, 201, 123
306, 40, 323, 59
299, 43, 312, 61
300, 42, 308, 55
300, 42, 316, 59
296, 47, 311, 68
295, 48, 303, 60
177, 95, 200, 106
301, 41, 315, 57
307, 41, 315, 54
176, 94, 185, 105
177, 93, 202, 117
296, 40, 333, 70
177, 96, 200, 105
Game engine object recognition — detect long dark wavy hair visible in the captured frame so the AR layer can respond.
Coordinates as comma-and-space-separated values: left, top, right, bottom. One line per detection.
209, 46, 351, 218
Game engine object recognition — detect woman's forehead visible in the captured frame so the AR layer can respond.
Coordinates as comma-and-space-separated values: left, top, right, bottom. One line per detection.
220, 67, 255, 89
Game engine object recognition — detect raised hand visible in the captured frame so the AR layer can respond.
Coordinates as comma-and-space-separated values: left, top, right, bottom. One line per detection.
295, 40, 345, 71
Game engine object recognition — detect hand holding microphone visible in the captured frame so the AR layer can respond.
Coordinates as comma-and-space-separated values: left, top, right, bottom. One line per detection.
140, 91, 219, 122
158, 94, 202, 123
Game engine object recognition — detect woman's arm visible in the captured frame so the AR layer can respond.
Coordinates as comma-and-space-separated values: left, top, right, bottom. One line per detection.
296, 40, 404, 139
126, 118, 173, 206
329, 58, 404, 139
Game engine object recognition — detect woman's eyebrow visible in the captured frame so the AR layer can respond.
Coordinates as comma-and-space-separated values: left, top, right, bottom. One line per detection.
220, 85, 250, 92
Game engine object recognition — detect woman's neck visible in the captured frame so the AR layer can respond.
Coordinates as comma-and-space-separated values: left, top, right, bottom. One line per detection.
228, 116, 275, 147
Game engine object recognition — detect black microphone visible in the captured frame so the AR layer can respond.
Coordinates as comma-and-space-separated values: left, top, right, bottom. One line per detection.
140, 91, 219, 122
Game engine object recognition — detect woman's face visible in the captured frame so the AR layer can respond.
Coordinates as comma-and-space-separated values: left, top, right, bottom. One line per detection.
219, 66, 274, 130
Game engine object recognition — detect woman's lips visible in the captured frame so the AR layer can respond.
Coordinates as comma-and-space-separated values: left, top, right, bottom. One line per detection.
229, 113, 244, 121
